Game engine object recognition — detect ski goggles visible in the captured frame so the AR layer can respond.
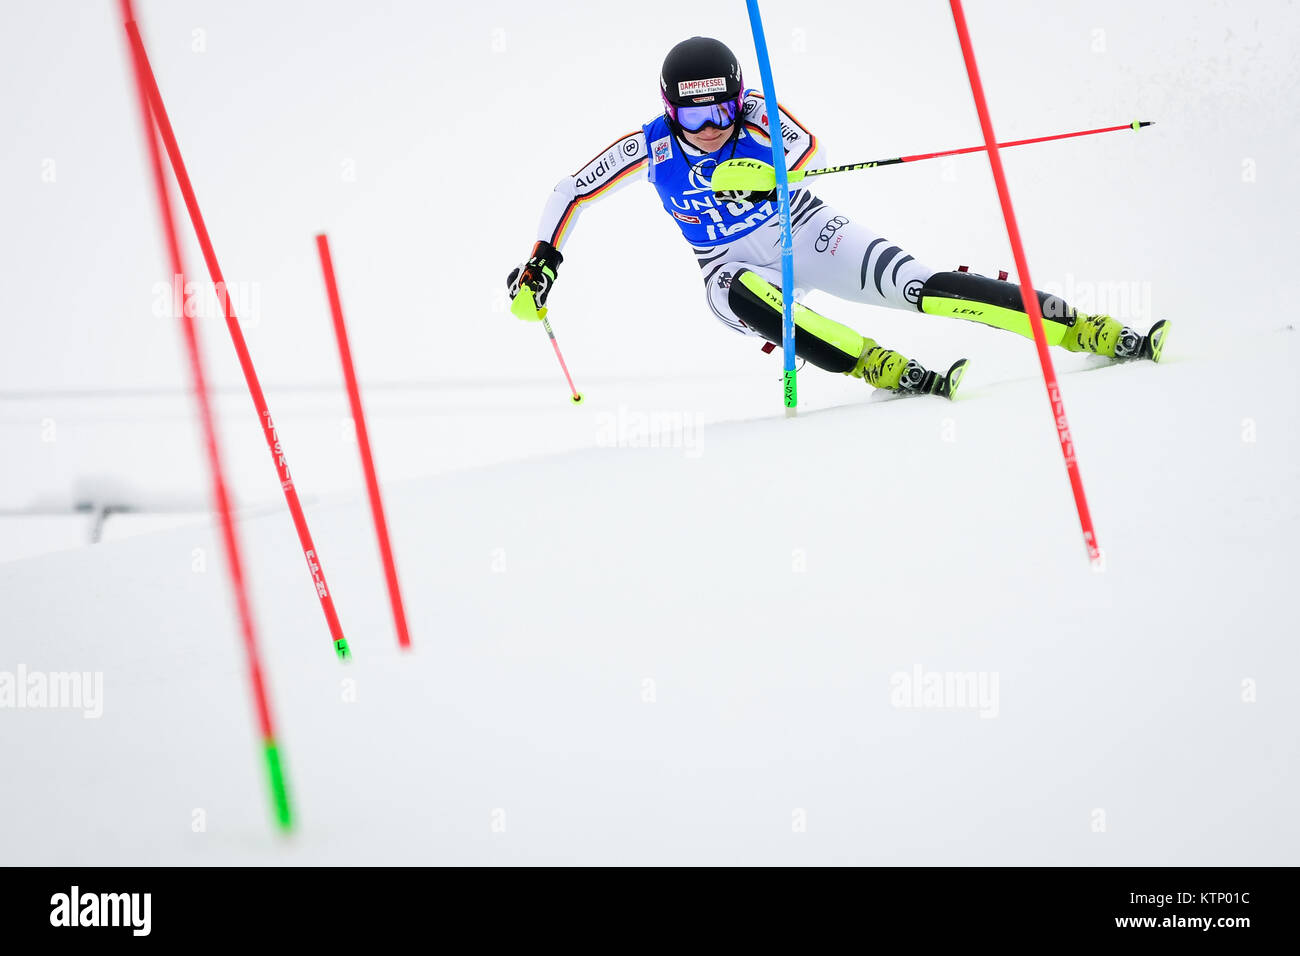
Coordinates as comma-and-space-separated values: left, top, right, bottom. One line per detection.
664, 94, 742, 133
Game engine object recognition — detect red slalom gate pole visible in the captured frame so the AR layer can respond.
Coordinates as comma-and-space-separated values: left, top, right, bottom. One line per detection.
315, 234, 412, 651
119, 0, 291, 829
124, 21, 353, 659
947, 0, 1102, 564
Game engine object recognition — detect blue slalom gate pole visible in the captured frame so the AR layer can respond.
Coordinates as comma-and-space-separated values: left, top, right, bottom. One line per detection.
744, 0, 797, 414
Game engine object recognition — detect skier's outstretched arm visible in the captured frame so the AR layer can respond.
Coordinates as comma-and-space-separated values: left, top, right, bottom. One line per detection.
507, 130, 650, 309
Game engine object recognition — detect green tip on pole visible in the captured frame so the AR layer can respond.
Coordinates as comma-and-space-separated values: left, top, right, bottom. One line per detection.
571, 392, 585, 405
263, 740, 293, 832
783, 369, 798, 410
334, 638, 351, 662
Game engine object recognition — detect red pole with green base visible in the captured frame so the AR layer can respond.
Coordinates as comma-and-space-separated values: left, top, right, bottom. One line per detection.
120, 0, 293, 830
123, 10, 352, 662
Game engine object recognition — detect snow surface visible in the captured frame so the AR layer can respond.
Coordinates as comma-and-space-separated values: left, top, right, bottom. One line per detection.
1, 0, 1298, 864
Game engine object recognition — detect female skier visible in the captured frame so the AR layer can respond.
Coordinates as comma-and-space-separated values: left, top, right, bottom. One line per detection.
507, 36, 1165, 397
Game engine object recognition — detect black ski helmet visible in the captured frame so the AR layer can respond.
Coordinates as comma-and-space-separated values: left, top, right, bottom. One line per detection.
660, 37, 743, 109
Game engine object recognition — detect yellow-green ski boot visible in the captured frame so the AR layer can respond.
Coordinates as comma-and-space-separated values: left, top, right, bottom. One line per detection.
1066, 314, 1169, 362
852, 340, 967, 399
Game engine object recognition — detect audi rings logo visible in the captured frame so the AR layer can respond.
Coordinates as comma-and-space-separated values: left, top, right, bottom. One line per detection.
622, 139, 640, 156
814, 216, 850, 253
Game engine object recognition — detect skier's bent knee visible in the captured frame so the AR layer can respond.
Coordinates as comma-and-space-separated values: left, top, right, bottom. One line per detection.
727, 269, 962, 397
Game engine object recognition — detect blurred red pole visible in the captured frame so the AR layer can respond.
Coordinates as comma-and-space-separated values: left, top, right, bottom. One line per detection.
948, 0, 1102, 564
123, 16, 353, 659
315, 234, 412, 650
119, 0, 291, 828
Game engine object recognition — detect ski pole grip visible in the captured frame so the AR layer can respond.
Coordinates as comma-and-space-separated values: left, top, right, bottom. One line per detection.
511, 287, 544, 321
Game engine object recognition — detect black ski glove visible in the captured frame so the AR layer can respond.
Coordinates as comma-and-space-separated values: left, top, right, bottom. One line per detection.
714, 187, 778, 205
506, 240, 564, 308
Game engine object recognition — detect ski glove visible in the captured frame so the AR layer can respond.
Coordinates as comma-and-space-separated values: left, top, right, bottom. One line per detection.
507, 240, 564, 308
714, 187, 778, 206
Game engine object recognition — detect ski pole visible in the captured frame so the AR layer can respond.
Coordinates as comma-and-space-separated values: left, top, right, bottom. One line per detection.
511, 288, 585, 405
541, 316, 584, 405
712, 121, 1153, 192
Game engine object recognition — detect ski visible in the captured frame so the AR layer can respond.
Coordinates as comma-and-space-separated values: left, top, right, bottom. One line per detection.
934, 358, 968, 399
886, 358, 969, 400
1139, 320, 1169, 363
